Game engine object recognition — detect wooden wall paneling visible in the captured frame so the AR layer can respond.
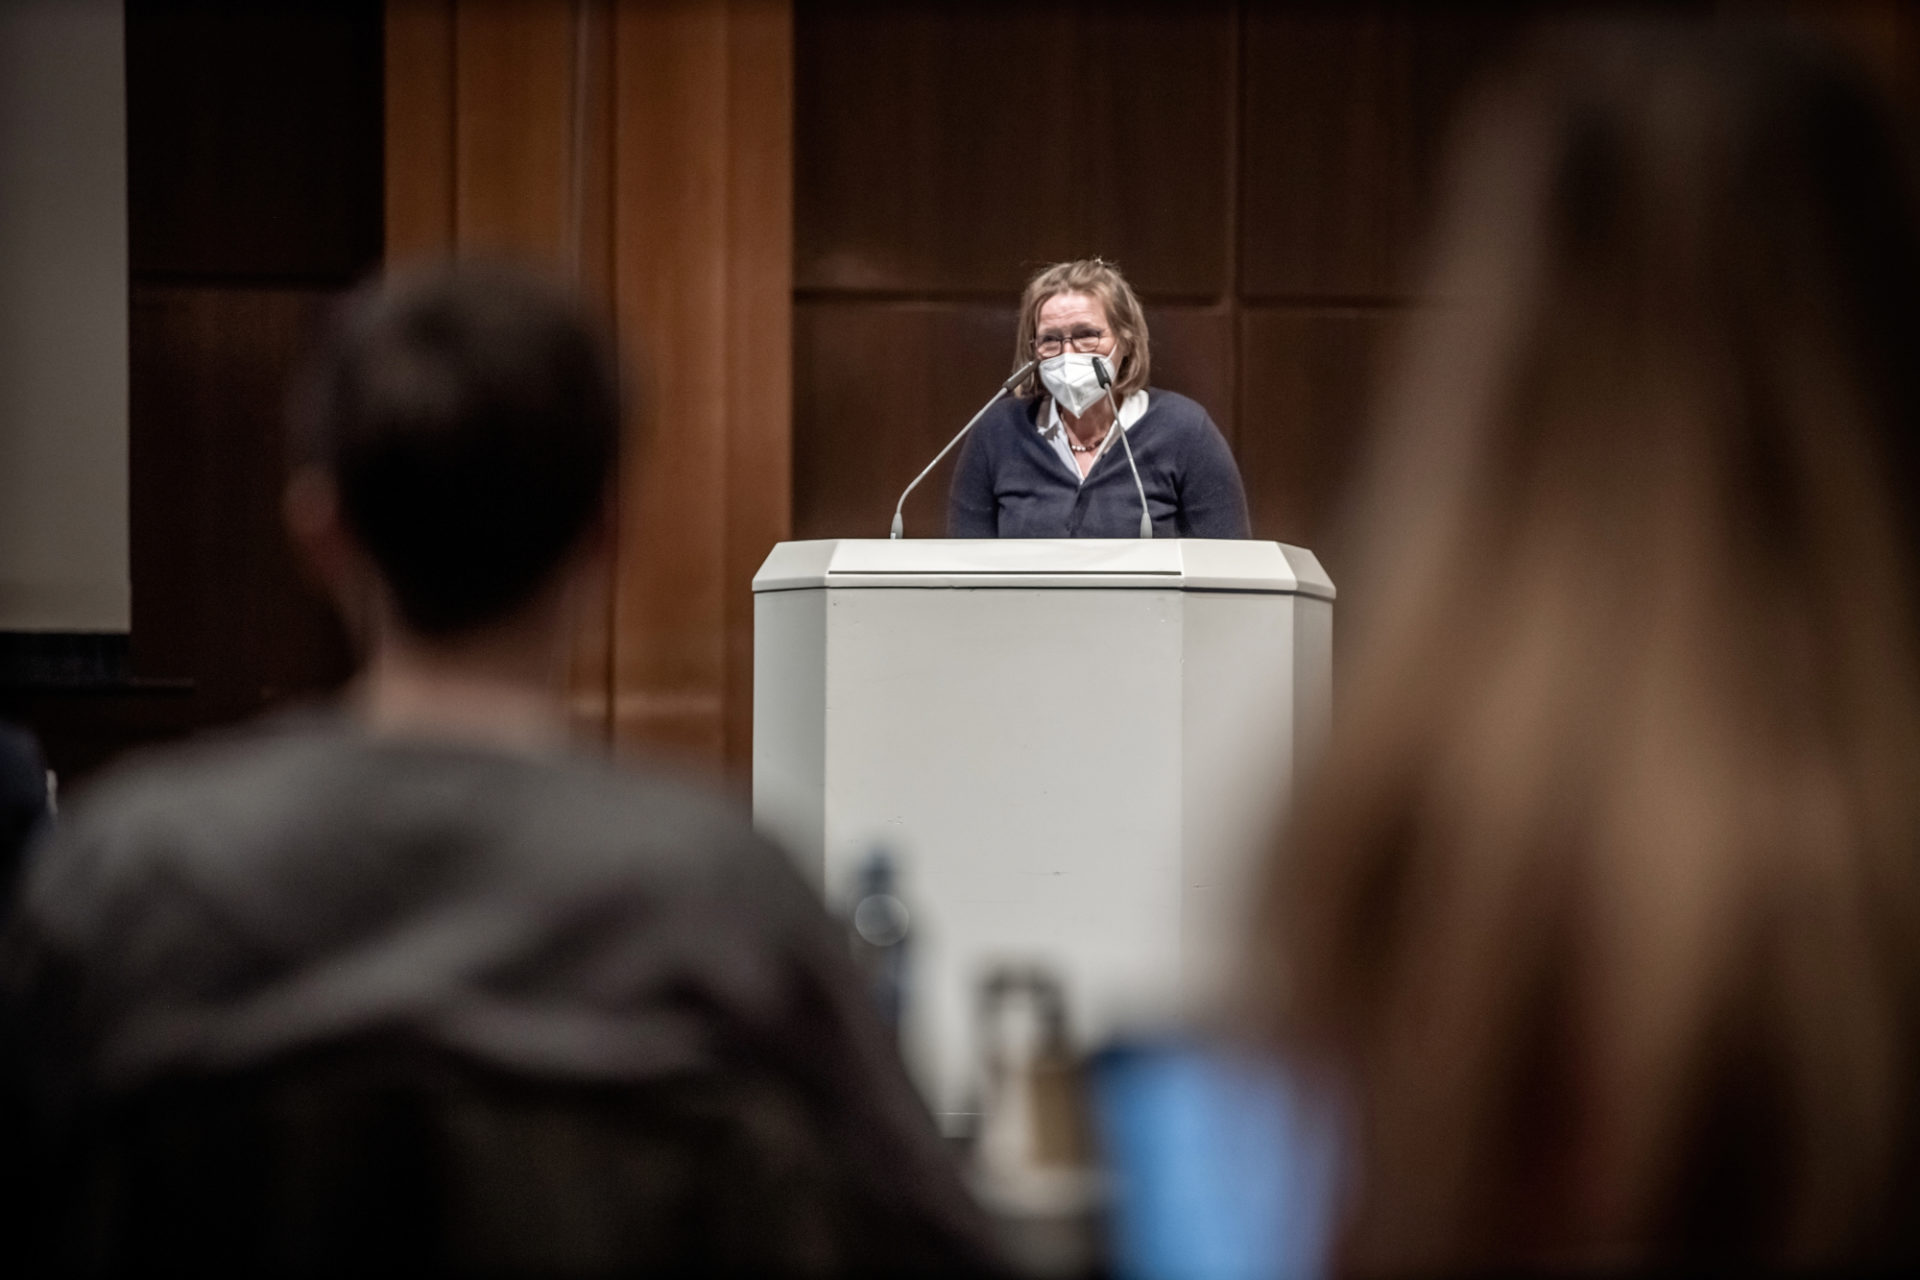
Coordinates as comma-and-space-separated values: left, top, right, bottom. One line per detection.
1140, 305, 1237, 443
385, 0, 619, 741
572, 1, 619, 304
1238, 9, 1522, 302
795, 5, 1233, 295
1235, 307, 1404, 573
796, 7, 1068, 293
384, 0, 791, 774
721, 0, 795, 772
127, 1, 383, 281
385, 2, 606, 268
128, 285, 353, 721
792, 302, 1018, 541
609, 1, 759, 767
1077, 3, 1236, 298
1239, 11, 1419, 301
569, 1, 620, 742
452, 0, 578, 259
384, 0, 456, 259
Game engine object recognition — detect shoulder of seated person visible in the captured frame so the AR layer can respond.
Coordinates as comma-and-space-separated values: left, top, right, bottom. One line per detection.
53, 715, 776, 884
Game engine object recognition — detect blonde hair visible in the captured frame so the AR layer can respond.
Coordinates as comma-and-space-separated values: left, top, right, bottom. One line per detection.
1012, 259, 1150, 400
1252, 22, 1920, 1271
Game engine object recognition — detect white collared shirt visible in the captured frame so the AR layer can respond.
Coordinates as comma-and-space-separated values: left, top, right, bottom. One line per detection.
1040, 389, 1150, 485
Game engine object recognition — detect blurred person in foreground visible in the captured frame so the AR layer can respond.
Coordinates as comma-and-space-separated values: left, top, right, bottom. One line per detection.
1248, 21, 1920, 1274
0, 263, 997, 1274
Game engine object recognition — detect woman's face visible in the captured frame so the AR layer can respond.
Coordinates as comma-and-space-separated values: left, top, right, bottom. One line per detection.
1035, 291, 1124, 369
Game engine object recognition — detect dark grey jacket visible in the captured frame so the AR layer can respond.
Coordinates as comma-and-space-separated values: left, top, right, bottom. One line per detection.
948, 388, 1251, 539
0, 714, 997, 1273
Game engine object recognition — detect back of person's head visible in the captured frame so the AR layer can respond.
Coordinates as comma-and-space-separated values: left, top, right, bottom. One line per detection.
1251, 19, 1920, 1271
292, 261, 621, 637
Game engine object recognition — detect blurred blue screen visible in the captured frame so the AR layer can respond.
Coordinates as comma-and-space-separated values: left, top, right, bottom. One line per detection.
1089, 1041, 1340, 1280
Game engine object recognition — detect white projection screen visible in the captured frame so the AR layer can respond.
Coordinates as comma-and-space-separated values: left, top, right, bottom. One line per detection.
0, 0, 129, 639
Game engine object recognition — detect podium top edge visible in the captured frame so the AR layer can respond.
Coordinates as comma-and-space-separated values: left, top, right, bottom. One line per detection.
751, 539, 1336, 600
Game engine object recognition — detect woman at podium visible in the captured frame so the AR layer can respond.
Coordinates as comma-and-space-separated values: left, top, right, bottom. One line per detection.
948, 259, 1250, 539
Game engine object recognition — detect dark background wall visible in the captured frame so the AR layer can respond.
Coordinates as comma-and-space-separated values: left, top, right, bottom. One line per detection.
2, 1, 381, 782
10, 0, 1920, 788
792, 4, 1532, 566
790, 1, 1920, 568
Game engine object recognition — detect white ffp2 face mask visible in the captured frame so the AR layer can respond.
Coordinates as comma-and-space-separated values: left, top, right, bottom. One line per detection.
1039, 351, 1113, 417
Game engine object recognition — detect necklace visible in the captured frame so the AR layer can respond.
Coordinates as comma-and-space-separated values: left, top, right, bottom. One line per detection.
1068, 429, 1110, 454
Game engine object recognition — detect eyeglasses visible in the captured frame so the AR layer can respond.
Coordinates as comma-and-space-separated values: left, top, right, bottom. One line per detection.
1033, 327, 1108, 358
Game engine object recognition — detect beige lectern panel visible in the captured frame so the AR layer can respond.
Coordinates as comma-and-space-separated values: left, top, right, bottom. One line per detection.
823, 584, 1185, 1113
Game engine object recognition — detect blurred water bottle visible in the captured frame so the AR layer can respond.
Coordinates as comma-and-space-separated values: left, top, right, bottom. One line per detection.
848, 847, 911, 1037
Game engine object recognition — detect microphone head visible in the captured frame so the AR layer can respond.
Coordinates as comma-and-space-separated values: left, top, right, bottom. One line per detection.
1001, 358, 1039, 393
1093, 355, 1113, 389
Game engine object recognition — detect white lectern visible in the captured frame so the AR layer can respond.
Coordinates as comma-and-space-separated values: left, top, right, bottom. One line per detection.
752, 539, 1333, 1124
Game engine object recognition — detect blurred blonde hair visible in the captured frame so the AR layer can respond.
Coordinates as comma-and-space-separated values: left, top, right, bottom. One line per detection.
1012, 258, 1151, 400
1252, 22, 1920, 1271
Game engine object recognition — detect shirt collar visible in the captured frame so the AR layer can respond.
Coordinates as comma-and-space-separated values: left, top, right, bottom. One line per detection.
1041, 388, 1150, 438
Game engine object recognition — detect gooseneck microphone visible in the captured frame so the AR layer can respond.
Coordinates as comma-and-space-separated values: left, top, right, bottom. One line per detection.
1094, 356, 1153, 538
890, 359, 1038, 539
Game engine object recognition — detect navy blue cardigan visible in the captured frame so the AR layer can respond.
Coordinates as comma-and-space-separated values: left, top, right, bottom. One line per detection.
947, 389, 1251, 539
